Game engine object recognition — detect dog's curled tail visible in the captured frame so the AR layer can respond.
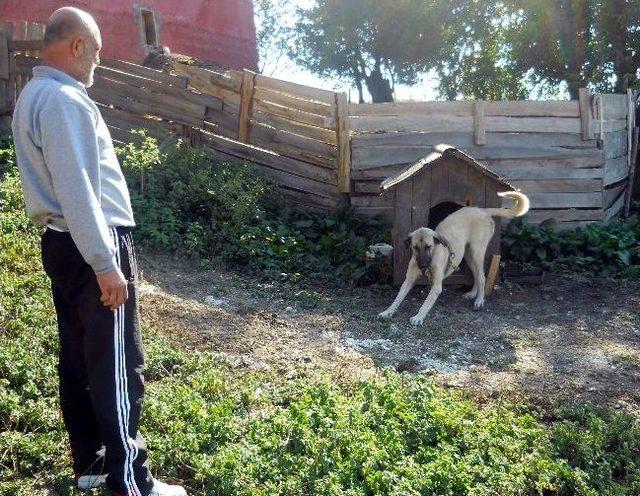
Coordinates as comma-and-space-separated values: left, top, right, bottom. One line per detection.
485, 191, 530, 218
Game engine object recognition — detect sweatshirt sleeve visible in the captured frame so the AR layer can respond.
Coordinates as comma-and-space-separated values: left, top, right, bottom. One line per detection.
40, 99, 118, 275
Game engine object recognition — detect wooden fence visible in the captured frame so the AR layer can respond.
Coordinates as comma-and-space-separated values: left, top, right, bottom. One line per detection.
1, 19, 637, 228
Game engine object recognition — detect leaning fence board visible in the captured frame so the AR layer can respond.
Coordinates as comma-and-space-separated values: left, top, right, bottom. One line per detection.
250, 133, 336, 169
280, 188, 338, 209
253, 98, 335, 129
96, 65, 224, 111
250, 122, 337, 160
603, 156, 629, 185
254, 74, 335, 106
254, 86, 334, 117
252, 109, 337, 145
350, 195, 393, 208
198, 131, 337, 185
604, 192, 625, 221
350, 114, 474, 134
102, 59, 188, 88
99, 104, 181, 133
604, 182, 627, 209
170, 62, 242, 92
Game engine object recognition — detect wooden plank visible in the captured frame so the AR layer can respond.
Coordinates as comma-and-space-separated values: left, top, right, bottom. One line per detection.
484, 100, 579, 117
349, 114, 473, 134
238, 69, 256, 142
204, 105, 240, 132
98, 104, 183, 135
352, 131, 596, 149
627, 89, 635, 171
251, 133, 336, 169
603, 129, 628, 159
254, 86, 334, 117
485, 164, 603, 180
604, 155, 629, 185
604, 192, 625, 221
527, 192, 602, 209
200, 120, 239, 140
601, 119, 627, 133
255, 73, 335, 106
473, 100, 486, 145
624, 126, 639, 216
170, 62, 242, 92
511, 179, 602, 193
253, 98, 335, 129
250, 123, 337, 160
604, 181, 627, 209
527, 208, 603, 223
485, 116, 581, 133
88, 83, 204, 129
349, 100, 473, 116
95, 64, 223, 111
252, 109, 338, 145
579, 88, 593, 140
352, 144, 603, 170
335, 92, 350, 194
7, 40, 44, 52
485, 255, 500, 296
354, 181, 384, 194
0, 30, 8, 80
353, 205, 394, 219
600, 93, 628, 119
101, 59, 188, 88
198, 131, 338, 186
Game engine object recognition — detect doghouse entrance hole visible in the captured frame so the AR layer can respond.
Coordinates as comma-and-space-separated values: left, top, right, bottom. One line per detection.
427, 201, 464, 229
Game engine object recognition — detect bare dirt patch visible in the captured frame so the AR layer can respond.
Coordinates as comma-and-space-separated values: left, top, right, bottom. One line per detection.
138, 252, 640, 413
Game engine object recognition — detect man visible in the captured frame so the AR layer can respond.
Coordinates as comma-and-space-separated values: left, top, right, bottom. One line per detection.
11, 7, 187, 496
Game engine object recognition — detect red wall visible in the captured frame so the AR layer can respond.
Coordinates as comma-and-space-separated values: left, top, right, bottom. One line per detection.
1, 0, 258, 71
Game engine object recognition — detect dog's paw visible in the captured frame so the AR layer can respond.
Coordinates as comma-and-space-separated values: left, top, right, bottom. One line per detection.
462, 290, 477, 300
473, 299, 485, 311
378, 310, 394, 319
410, 315, 424, 326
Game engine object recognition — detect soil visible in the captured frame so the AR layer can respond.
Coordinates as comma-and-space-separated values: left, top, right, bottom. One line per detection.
138, 252, 640, 415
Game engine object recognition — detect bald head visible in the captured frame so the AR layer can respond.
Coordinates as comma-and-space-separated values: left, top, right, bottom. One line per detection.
44, 7, 100, 48
42, 7, 102, 87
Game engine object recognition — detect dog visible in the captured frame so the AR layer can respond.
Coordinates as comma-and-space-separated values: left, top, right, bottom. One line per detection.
378, 191, 530, 326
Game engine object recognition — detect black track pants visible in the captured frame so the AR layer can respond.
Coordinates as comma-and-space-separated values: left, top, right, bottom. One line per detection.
41, 226, 153, 496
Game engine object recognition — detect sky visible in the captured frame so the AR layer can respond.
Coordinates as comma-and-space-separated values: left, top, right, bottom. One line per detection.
255, 0, 441, 103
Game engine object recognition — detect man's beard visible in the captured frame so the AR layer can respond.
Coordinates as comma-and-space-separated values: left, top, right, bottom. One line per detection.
81, 64, 96, 88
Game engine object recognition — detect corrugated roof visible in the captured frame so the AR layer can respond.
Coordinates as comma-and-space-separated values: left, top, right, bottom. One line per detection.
380, 144, 516, 193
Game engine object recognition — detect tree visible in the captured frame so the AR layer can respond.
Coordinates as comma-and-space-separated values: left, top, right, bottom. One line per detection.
253, 0, 295, 75
439, 0, 640, 100
289, 0, 450, 102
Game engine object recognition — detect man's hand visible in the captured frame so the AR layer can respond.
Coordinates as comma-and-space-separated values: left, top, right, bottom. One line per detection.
96, 267, 128, 311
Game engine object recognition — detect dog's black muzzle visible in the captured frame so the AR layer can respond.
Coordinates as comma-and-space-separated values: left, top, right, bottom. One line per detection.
417, 251, 432, 273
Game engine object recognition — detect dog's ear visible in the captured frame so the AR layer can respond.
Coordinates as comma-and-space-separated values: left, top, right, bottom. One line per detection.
433, 235, 443, 246
404, 236, 412, 248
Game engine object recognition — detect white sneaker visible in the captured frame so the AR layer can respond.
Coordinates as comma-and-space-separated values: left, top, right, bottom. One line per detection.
76, 473, 107, 490
149, 478, 188, 496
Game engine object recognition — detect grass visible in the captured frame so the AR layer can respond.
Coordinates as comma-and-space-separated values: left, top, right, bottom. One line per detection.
2, 140, 640, 495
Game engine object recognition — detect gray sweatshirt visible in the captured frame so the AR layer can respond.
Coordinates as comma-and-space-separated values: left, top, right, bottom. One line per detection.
11, 65, 135, 275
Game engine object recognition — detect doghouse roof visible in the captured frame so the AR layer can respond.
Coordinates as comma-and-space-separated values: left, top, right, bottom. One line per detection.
380, 144, 515, 193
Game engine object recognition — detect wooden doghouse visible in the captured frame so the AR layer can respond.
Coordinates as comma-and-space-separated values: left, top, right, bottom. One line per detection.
380, 144, 515, 288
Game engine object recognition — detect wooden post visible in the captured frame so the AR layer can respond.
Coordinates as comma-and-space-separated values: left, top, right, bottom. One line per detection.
473, 100, 486, 145
335, 91, 351, 194
484, 254, 501, 296
0, 29, 8, 117
579, 88, 593, 141
237, 69, 255, 143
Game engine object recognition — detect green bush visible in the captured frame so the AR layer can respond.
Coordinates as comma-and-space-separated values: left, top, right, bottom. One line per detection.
116, 131, 386, 282
502, 216, 640, 277
3, 132, 640, 495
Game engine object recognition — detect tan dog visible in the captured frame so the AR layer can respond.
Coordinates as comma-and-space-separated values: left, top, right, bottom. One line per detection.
379, 191, 530, 326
